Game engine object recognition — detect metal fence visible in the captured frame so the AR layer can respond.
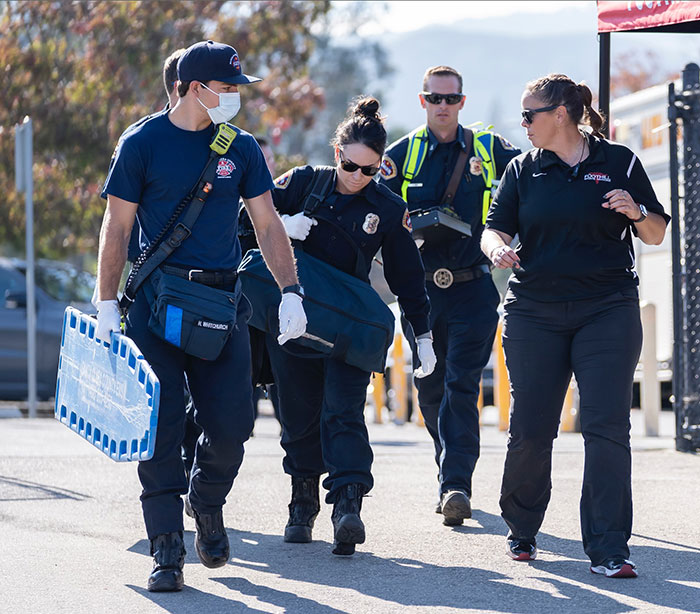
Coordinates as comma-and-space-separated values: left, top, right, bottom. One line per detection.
669, 62, 700, 452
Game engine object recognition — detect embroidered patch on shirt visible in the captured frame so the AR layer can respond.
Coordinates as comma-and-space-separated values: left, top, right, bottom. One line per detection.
583, 172, 611, 183
469, 156, 483, 176
402, 209, 412, 232
380, 155, 397, 180
274, 170, 292, 189
363, 213, 380, 234
216, 158, 236, 178
498, 135, 517, 151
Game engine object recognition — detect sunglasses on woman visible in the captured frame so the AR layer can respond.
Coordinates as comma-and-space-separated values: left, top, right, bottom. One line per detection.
338, 150, 381, 176
521, 104, 561, 125
421, 92, 465, 105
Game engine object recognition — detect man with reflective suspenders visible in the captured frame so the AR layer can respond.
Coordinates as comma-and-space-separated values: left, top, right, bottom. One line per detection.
94, 40, 307, 592
380, 65, 520, 525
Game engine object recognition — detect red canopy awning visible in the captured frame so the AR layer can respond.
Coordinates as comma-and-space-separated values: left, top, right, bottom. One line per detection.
598, 1, 700, 33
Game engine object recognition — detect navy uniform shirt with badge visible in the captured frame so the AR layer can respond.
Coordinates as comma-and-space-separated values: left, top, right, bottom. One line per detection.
103, 113, 274, 270
486, 133, 671, 302
273, 165, 430, 337
380, 125, 521, 273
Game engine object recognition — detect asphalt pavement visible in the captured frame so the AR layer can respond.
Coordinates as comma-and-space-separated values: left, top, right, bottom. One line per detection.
0, 408, 698, 614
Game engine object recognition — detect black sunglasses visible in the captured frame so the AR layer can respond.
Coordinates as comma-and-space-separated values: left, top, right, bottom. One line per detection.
422, 92, 465, 105
338, 150, 381, 176
521, 104, 561, 125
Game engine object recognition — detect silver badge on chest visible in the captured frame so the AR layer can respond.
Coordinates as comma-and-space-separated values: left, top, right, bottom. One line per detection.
362, 213, 380, 234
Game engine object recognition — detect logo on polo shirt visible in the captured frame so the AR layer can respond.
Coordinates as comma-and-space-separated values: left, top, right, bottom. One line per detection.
584, 171, 611, 184
216, 158, 236, 178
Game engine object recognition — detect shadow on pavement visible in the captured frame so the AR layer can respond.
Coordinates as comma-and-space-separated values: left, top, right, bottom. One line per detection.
0, 475, 91, 501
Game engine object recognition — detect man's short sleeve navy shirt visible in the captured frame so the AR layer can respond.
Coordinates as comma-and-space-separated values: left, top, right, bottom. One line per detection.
103, 113, 273, 270
486, 134, 671, 301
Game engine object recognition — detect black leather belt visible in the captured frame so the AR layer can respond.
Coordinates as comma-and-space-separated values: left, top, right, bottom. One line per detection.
161, 265, 238, 287
426, 264, 491, 289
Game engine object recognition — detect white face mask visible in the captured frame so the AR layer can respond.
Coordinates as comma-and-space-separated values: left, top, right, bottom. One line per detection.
196, 82, 240, 124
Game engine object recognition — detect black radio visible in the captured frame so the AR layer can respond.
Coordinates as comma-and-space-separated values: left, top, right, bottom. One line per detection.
409, 206, 472, 243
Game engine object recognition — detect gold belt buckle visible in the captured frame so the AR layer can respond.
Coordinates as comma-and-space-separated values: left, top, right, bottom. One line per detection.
433, 268, 454, 289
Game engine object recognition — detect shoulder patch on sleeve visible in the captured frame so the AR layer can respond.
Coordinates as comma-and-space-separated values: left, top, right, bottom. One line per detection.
380, 155, 397, 180
402, 209, 413, 233
497, 134, 517, 151
274, 169, 293, 189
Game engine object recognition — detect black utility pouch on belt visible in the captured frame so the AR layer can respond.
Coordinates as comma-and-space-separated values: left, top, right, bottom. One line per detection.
143, 269, 239, 361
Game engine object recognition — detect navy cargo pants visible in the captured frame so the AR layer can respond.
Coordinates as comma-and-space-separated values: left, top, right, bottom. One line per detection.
266, 338, 373, 502
126, 285, 254, 539
404, 274, 500, 498
500, 288, 642, 566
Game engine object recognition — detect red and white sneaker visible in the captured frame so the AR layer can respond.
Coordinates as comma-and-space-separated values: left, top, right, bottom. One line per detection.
507, 538, 537, 561
590, 558, 638, 578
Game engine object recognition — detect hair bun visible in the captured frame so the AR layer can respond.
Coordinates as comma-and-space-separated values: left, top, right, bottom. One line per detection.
353, 96, 382, 122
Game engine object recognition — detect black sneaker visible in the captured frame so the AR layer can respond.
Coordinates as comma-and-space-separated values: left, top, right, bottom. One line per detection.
507, 538, 537, 561
590, 558, 638, 578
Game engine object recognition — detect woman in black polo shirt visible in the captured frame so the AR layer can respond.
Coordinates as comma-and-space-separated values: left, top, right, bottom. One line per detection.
481, 73, 669, 578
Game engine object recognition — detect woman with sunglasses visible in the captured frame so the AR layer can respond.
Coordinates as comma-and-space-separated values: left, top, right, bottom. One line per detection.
481, 73, 669, 578
266, 96, 435, 556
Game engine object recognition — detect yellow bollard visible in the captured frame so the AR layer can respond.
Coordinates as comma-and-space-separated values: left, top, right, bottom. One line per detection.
494, 320, 510, 431
477, 378, 484, 424
413, 380, 424, 426
391, 334, 408, 424
560, 377, 578, 432
371, 372, 386, 424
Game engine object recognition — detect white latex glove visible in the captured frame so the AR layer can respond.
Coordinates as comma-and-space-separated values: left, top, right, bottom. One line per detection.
95, 299, 121, 343
281, 213, 317, 241
277, 292, 307, 345
414, 336, 437, 379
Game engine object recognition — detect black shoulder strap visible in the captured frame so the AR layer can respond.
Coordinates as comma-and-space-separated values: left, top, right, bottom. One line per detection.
119, 124, 238, 312
302, 165, 335, 215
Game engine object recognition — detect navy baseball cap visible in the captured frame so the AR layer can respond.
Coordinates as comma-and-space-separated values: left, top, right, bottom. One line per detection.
177, 40, 261, 85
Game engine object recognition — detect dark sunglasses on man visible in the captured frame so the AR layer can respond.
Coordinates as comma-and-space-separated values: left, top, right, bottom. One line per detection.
521, 104, 561, 125
338, 150, 381, 177
421, 92, 465, 105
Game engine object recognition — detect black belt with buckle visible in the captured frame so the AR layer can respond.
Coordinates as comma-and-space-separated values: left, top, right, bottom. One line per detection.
161, 265, 238, 287
426, 264, 491, 289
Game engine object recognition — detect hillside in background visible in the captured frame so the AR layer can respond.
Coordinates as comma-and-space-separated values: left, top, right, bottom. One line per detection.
369, 4, 700, 149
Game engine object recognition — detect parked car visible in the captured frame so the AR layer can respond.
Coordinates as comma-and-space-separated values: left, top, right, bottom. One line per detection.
0, 257, 95, 400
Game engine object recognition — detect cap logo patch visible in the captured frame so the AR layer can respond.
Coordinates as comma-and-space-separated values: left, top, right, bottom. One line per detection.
583, 172, 611, 184
230, 53, 241, 70
362, 213, 380, 235
380, 155, 397, 180
216, 158, 236, 178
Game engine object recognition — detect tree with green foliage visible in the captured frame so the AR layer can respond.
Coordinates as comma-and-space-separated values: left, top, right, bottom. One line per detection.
0, 0, 329, 262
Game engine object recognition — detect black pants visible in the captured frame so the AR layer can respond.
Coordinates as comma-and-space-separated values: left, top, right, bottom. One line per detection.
126, 287, 254, 539
266, 338, 373, 502
500, 288, 642, 566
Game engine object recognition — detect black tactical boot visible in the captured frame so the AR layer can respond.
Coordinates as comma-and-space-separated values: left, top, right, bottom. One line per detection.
193, 507, 230, 568
147, 532, 185, 592
331, 483, 366, 556
284, 476, 321, 543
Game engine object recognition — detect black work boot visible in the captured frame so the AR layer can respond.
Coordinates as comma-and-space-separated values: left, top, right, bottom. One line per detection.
147, 532, 185, 592
284, 476, 321, 543
193, 507, 230, 568
331, 483, 366, 556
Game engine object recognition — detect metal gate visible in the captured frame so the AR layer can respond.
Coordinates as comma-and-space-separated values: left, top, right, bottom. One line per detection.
669, 62, 700, 452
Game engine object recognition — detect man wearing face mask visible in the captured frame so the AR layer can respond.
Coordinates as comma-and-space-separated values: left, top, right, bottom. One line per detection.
95, 40, 307, 592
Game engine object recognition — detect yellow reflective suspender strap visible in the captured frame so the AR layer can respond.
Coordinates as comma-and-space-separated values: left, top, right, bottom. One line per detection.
473, 130, 496, 224
400, 125, 429, 202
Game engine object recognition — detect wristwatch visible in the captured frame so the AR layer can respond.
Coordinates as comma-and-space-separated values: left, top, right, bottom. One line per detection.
632, 203, 648, 223
282, 283, 305, 298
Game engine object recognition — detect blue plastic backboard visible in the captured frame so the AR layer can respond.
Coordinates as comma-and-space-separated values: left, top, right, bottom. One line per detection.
54, 307, 160, 462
